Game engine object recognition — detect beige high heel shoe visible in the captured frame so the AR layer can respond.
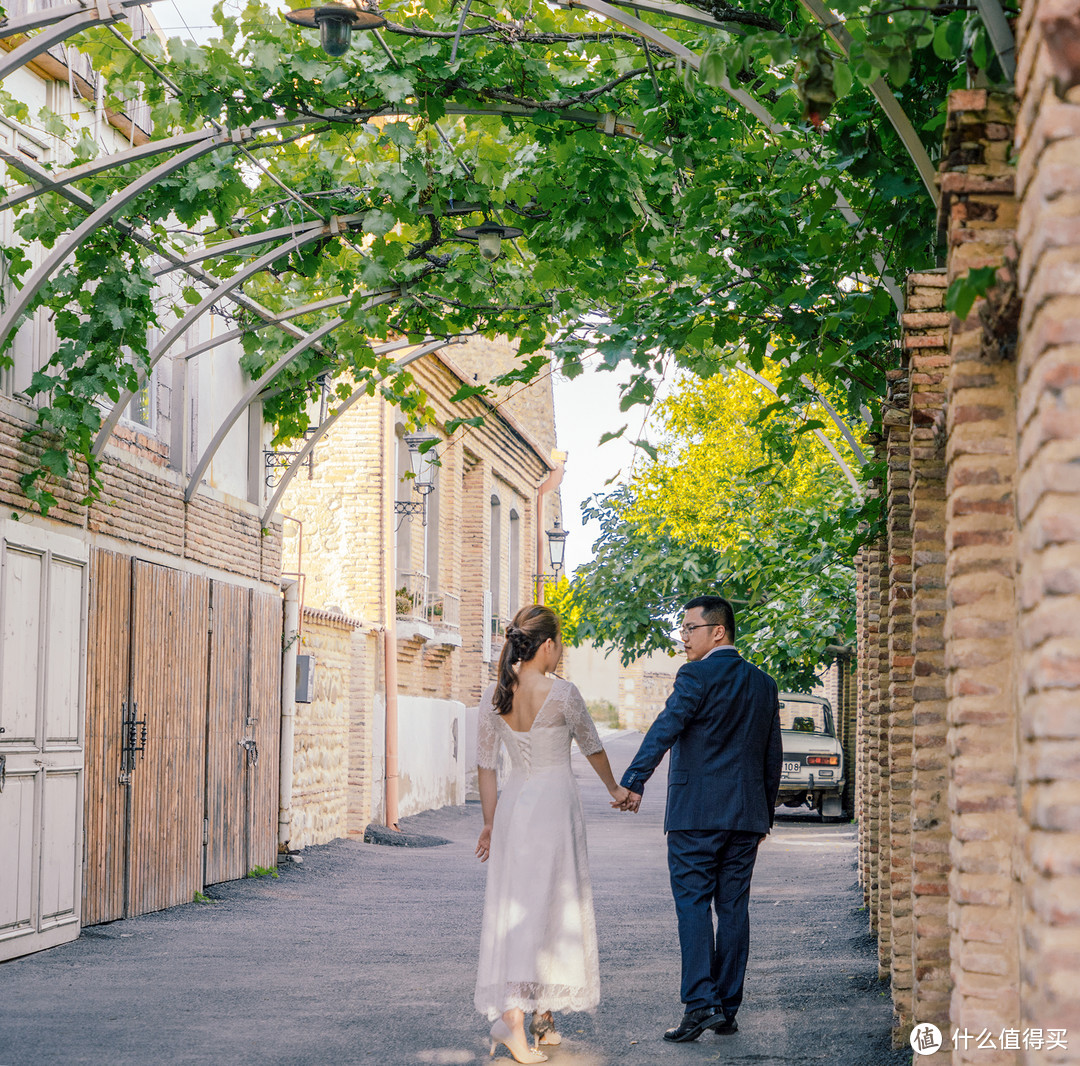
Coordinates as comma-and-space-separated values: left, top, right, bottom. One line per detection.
489, 1019, 548, 1063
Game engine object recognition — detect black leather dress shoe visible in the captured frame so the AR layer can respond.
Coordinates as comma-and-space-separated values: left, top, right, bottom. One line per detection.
710, 1015, 738, 1035
663, 1006, 725, 1043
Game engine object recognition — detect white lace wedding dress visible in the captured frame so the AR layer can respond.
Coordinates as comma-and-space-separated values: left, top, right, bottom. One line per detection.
474, 677, 604, 1021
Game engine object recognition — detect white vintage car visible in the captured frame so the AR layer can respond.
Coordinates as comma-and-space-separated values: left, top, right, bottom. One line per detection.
775, 692, 846, 820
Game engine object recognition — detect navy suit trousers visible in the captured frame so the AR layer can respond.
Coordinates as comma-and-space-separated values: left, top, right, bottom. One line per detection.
667, 828, 761, 1015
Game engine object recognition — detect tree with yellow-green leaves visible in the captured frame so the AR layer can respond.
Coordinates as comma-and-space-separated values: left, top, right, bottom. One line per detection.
555, 366, 867, 691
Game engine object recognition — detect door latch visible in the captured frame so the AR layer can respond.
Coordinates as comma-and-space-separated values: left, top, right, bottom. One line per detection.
239, 739, 259, 767
120, 700, 147, 777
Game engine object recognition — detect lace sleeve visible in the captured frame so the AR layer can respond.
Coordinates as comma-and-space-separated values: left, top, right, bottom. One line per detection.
565, 681, 604, 757
477, 684, 501, 770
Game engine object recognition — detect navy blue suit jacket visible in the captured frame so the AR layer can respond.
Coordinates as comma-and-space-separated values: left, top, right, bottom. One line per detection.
620, 648, 783, 834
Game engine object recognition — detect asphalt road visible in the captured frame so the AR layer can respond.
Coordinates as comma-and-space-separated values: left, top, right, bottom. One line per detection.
0, 733, 910, 1066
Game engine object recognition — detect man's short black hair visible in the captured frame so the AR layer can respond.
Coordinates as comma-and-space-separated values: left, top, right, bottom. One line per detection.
684, 595, 736, 642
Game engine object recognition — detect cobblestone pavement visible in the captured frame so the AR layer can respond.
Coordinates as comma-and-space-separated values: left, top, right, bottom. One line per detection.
0, 733, 911, 1066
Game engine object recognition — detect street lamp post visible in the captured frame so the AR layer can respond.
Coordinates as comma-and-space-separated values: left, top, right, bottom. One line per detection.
453, 219, 525, 262
285, 2, 386, 56
546, 517, 569, 580
394, 432, 439, 526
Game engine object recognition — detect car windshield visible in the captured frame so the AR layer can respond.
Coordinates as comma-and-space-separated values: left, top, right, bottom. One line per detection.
779, 700, 832, 736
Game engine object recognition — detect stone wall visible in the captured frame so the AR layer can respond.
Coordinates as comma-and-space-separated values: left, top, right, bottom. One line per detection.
941, 90, 1022, 1063
282, 341, 555, 826
853, 73, 1080, 1059
290, 608, 361, 849
1015, 0, 1080, 1052
906, 271, 953, 1040
0, 396, 283, 587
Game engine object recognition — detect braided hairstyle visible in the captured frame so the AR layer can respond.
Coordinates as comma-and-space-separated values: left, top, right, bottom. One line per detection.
493, 604, 561, 716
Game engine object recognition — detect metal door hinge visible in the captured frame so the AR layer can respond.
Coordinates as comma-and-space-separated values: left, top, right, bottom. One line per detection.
0, 753, 6, 794
203, 817, 209, 846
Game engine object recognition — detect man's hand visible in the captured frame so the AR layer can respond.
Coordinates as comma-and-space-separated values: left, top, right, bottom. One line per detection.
615, 790, 642, 813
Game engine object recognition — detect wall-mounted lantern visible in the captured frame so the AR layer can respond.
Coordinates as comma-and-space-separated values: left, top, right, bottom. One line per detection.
285, 2, 386, 57
395, 432, 439, 525
453, 219, 524, 262
546, 517, 569, 577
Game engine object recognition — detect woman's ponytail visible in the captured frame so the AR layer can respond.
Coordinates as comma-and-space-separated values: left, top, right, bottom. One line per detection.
492, 604, 561, 716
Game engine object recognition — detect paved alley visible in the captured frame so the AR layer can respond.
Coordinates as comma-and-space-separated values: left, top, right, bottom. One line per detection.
0, 733, 908, 1066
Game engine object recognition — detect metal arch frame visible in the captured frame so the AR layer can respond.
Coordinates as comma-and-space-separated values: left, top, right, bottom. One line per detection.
92, 218, 381, 456
183, 292, 406, 500
798, 373, 866, 465
737, 364, 862, 494
0, 0, 167, 83
0, 133, 244, 352
0, 0, 166, 39
175, 294, 355, 366
259, 338, 451, 523
974, 0, 1016, 82
151, 219, 335, 277
0, 145, 347, 378
797, 0, 938, 206
560, 0, 904, 310
0, 104, 647, 215
599, 0, 938, 205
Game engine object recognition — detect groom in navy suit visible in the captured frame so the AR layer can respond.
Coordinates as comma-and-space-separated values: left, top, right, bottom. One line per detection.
617, 595, 782, 1042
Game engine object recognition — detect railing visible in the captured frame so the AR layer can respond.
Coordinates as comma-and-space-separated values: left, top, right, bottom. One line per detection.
395, 570, 428, 620
428, 589, 460, 629
397, 574, 462, 631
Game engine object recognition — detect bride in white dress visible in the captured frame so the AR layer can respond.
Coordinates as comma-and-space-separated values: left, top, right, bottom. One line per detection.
474, 605, 629, 1063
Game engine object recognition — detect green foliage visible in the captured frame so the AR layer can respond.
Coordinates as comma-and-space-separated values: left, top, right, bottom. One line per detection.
556, 369, 863, 689
0, 0, 995, 510
946, 266, 999, 321
586, 699, 620, 729
247, 865, 279, 879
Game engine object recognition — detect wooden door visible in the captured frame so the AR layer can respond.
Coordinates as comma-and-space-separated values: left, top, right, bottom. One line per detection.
0, 521, 89, 962
204, 585, 281, 883
126, 562, 210, 917
247, 589, 282, 871
82, 550, 130, 926
204, 582, 250, 884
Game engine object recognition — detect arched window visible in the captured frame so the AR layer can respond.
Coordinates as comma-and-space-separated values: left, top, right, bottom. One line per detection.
490, 493, 501, 629
508, 507, 520, 617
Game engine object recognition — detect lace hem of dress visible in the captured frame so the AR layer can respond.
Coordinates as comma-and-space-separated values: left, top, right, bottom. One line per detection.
475, 981, 600, 1021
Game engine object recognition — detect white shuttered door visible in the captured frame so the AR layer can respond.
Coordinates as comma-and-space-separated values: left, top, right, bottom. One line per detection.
0, 521, 88, 962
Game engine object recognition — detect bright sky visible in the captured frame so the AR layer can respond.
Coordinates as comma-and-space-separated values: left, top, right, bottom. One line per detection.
152, 1, 647, 573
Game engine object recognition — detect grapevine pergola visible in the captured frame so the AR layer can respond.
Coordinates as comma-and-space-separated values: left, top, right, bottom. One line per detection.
0, 0, 1014, 516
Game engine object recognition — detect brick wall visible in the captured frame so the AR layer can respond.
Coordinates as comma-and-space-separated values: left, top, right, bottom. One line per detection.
905, 271, 953, 1039
884, 367, 916, 1039
939, 90, 1022, 1062
282, 343, 555, 821
290, 609, 360, 848
0, 399, 283, 588
1015, 1, 1080, 1053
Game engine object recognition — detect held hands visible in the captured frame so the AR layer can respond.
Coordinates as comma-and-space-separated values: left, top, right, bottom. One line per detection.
475, 825, 492, 863
610, 787, 642, 813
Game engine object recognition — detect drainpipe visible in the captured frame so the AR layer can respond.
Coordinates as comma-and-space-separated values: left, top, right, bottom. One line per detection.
278, 577, 300, 852
384, 406, 401, 830
535, 451, 566, 605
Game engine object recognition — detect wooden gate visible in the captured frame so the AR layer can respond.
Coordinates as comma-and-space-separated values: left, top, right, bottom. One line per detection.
83, 552, 282, 925
204, 585, 281, 885
0, 521, 89, 962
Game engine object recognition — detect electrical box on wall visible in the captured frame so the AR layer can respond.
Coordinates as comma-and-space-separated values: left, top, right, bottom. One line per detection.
295, 654, 315, 703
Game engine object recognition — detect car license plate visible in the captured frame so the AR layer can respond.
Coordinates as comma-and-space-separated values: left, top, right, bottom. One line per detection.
782, 761, 801, 774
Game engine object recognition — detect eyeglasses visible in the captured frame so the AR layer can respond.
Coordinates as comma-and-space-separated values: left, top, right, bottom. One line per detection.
678, 623, 720, 636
